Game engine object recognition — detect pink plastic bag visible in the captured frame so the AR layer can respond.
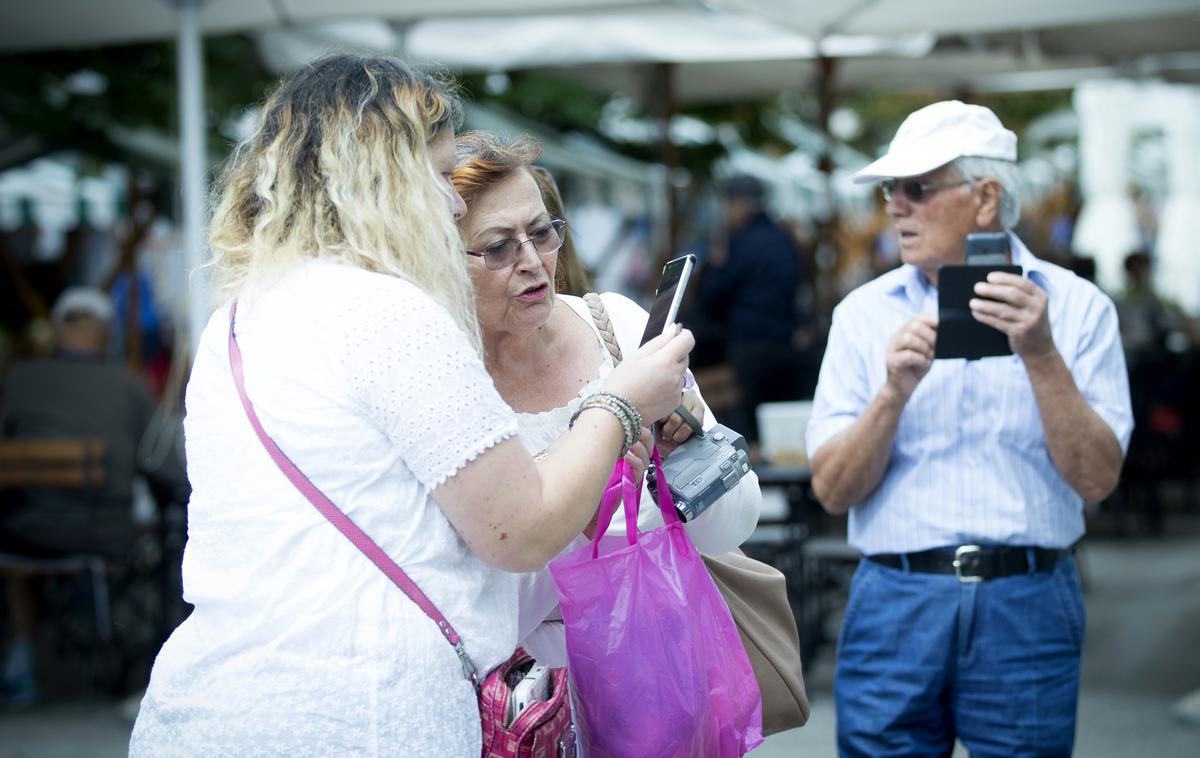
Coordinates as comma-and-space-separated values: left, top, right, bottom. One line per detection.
548, 452, 763, 758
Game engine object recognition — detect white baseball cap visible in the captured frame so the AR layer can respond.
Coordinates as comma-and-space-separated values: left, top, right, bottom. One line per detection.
854, 100, 1017, 184
50, 287, 115, 324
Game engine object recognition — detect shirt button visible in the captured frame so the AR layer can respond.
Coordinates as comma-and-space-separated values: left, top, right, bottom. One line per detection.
966, 456, 980, 466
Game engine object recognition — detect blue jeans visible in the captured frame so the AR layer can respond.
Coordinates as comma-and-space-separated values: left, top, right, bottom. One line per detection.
835, 554, 1085, 757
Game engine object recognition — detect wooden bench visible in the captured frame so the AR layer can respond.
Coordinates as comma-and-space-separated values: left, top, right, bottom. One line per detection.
0, 437, 107, 489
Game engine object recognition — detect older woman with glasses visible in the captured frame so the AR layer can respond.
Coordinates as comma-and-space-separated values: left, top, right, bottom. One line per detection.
452, 131, 761, 679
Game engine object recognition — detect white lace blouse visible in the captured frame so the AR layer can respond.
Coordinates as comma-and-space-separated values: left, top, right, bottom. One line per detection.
130, 261, 520, 757
515, 293, 762, 667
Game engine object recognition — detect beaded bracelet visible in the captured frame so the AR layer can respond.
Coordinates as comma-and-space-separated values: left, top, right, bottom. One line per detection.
569, 391, 642, 457
570, 394, 640, 456
601, 399, 641, 455
569, 400, 635, 457
591, 392, 643, 437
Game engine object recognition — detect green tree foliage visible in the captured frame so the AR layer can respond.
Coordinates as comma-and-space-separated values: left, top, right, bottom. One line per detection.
458, 70, 789, 182
0, 36, 277, 169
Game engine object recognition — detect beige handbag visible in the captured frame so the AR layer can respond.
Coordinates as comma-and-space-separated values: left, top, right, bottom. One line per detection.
582, 292, 809, 735
703, 550, 809, 735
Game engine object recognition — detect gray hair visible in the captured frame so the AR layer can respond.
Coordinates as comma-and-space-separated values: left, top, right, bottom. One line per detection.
951, 156, 1021, 230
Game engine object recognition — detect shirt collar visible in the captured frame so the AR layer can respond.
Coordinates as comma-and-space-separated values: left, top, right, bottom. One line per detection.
885, 262, 935, 309
884, 231, 1053, 307
1008, 232, 1055, 296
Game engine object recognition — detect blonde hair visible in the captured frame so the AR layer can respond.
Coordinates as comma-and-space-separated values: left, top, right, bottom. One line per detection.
207, 54, 480, 349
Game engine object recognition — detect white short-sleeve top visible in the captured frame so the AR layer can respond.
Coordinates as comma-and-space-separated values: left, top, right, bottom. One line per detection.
131, 261, 520, 757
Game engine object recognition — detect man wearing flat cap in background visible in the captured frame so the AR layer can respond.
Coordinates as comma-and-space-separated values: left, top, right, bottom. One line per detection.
695, 174, 803, 446
805, 101, 1132, 756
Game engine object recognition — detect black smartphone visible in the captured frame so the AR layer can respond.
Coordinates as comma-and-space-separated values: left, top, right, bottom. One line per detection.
936, 263, 1022, 360
639, 254, 697, 346
965, 232, 1009, 265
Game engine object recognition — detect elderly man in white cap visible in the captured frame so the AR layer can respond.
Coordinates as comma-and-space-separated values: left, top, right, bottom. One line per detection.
805, 101, 1131, 756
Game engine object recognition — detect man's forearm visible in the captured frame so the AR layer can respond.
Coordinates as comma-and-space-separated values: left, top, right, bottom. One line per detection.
1023, 348, 1124, 503
810, 386, 906, 514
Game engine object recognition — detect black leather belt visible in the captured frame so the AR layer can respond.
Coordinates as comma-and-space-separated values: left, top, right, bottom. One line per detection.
867, 544, 1072, 583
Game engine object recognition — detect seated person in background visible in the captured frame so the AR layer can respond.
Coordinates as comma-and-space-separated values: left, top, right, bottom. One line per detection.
451, 132, 761, 669
0, 287, 188, 704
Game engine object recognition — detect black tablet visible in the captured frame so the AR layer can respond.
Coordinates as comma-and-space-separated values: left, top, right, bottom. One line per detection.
935, 264, 1022, 360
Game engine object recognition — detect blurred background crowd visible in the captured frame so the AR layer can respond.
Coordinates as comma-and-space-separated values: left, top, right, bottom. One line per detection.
0, 1, 1198, 755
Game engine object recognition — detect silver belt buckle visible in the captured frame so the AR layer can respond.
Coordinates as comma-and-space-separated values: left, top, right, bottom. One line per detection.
953, 545, 984, 583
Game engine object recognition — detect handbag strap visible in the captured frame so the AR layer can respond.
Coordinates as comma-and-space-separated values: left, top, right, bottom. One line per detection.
583, 292, 623, 365
226, 301, 480, 686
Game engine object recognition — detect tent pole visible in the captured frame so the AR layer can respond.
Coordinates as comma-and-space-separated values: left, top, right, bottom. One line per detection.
174, 0, 210, 355
814, 54, 839, 315
653, 62, 679, 285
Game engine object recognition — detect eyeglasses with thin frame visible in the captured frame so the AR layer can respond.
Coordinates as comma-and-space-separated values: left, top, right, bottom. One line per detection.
881, 177, 973, 204
465, 218, 567, 271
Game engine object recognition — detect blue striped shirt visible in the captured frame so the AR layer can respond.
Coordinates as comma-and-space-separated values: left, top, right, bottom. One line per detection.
806, 235, 1133, 554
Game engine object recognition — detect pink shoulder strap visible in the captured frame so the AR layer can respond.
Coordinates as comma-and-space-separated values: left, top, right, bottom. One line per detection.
226, 301, 479, 686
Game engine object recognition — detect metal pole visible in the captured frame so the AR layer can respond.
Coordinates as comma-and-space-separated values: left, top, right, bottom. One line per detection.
653, 62, 679, 289
813, 55, 839, 319
174, 0, 210, 355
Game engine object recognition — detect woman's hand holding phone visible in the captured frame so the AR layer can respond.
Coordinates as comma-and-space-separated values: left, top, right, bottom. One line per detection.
600, 324, 694, 426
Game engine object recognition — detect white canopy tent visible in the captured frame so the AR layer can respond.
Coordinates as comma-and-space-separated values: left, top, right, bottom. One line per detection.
0, 0, 678, 52
732, 0, 1199, 37
3, 0, 1199, 341
387, 0, 1200, 97
254, 2, 1200, 307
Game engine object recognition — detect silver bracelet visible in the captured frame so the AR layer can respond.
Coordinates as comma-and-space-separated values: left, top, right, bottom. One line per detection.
592, 392, 644, 454
569, 392, 641, 456
589, 392, 643, 439
570, 395, 638, 455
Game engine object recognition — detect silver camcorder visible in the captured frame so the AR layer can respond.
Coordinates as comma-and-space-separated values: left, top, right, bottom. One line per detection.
648, 422, 752, 522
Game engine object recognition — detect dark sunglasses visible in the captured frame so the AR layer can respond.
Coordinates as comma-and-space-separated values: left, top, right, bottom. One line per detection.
881, 178, 973, 203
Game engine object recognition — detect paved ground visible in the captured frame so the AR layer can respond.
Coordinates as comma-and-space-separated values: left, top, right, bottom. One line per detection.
3, 522, 1199, 756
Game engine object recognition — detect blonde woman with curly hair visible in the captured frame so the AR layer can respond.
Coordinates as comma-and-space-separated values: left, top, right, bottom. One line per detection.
130, 55, 692, 756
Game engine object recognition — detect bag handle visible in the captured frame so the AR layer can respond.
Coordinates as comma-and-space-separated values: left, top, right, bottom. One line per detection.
582, 293, 682, 538
590, 460, 640, 558
226, 302, 480, 686
587, 445, 682, 559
